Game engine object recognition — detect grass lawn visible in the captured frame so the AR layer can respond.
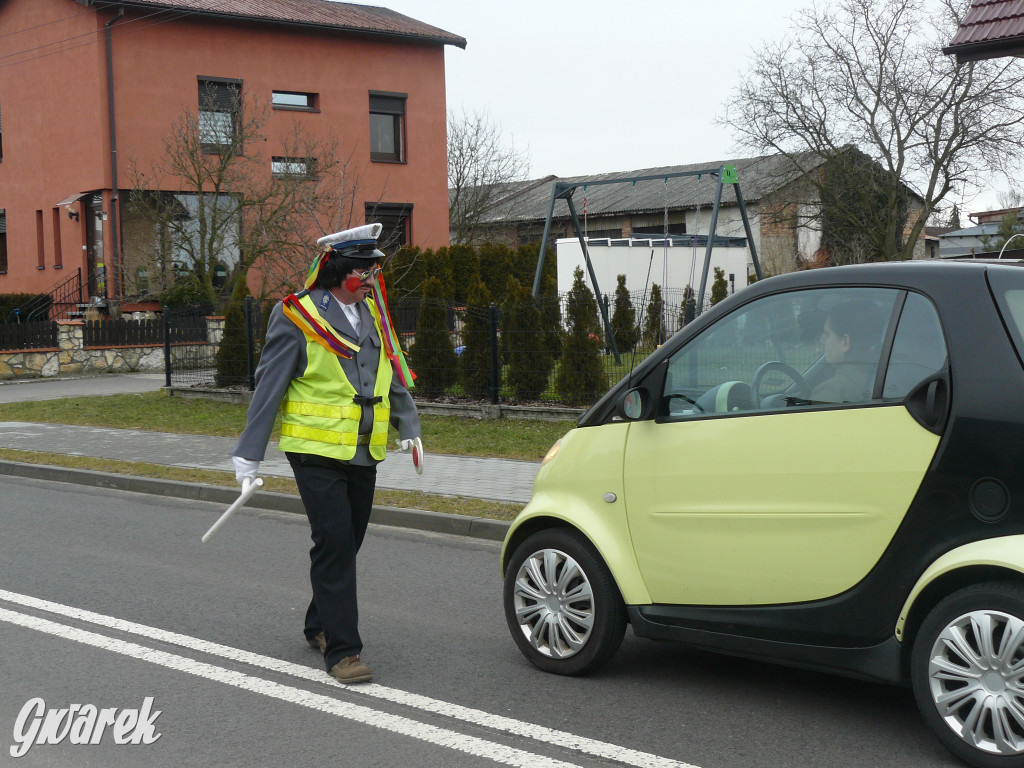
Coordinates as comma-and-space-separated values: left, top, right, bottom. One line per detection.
0, 392, 577, 522
0, 392, 574, 461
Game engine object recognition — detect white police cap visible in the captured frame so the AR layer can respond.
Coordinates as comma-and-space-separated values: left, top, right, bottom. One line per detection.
316, 223, 384, 260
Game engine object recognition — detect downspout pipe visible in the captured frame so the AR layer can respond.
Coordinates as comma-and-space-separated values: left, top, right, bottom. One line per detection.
105, 7, 125, 301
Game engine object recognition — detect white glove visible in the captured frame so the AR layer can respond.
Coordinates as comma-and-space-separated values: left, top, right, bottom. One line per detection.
232, 456, 260, 485
396, 438, 424, 475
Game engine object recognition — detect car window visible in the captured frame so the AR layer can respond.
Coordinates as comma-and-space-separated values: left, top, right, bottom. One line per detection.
881, 293, 947, 400
662, 287, 897, 418
988, 268, 1024, 367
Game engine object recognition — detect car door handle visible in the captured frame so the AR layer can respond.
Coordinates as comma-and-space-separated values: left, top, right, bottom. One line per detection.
904, 371, 950, 434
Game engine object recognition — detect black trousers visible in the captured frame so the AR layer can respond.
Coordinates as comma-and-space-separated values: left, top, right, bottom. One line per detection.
286, 451, 377, 670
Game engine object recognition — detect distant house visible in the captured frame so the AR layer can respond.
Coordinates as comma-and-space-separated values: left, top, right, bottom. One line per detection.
464, 151, 927, 277
0, 0, 464, 310
938, 206, 1024, 257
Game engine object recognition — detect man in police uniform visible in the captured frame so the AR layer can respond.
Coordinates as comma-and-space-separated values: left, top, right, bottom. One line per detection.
231, 223, 420, 684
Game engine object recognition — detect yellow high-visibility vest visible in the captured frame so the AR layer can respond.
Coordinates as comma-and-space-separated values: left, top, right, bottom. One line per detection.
278, 294, 392, 461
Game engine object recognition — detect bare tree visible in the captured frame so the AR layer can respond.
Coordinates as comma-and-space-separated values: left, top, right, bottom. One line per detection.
125, 88, 365, 305
998, 189, 1024, 210
447, 109, 530, 245
723, 0, 1024, 263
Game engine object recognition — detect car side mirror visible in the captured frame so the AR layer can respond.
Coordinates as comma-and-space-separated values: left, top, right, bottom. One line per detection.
617, 387, 655, 421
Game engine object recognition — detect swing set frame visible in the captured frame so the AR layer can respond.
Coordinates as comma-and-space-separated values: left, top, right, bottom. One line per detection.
530, 164, 764, 362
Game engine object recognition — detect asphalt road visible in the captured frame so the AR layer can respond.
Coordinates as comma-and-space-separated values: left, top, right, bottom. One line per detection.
0, 476, 961, 768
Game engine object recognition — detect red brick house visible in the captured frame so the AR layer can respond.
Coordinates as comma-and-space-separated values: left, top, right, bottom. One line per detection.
0, 0, 464, 311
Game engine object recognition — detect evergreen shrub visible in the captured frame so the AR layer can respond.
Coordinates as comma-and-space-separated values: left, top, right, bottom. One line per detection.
411, 277, 457, 397
610, 274, 638, 353
458, 280, 494, 399
555, 267, 606, 405
504, 283, 554, 401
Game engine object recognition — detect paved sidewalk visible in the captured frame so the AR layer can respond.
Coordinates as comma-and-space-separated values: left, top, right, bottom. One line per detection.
0, 372, 166, 402
0, 421, 539, 504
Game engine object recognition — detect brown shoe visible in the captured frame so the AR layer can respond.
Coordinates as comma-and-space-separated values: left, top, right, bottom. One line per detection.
328, 655, 372, 684
306, 633, 326, 653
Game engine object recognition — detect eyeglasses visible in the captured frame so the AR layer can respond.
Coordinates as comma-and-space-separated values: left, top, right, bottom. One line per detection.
354, 266, 382, 282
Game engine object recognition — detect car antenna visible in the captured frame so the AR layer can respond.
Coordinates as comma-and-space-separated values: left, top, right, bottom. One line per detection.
627, 249, 657, 390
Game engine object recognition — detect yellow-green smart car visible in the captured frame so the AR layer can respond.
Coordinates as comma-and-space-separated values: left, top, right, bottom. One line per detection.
501, 260, 1024, 768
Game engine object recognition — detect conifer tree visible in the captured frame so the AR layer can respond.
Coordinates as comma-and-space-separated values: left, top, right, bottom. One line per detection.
642, 283, 664, 349
411, 277, 457, 397
555, 267, 606, 405
710, 266, 729, 306
425, 248, 455, 300
215, 279, 251, 388
682, 284, 697, 326
610, 274, 638, 353
504, 282, 554, 401
479, 242, 516, 303
458, 279, 494, 399
539, 274, 563, 361
447, 244, 480, 304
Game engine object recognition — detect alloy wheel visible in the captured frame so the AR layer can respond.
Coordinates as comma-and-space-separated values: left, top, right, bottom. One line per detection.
925, 608, 1024, 756
511, 547, 595, 659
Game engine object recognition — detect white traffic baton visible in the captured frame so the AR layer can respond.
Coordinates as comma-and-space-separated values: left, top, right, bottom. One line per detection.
201, 477, 263, 543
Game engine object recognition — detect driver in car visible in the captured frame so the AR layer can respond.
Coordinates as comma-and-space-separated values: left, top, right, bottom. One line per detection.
812, 301, 885, 403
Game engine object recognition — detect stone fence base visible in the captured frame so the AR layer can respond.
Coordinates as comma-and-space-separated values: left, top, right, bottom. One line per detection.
0, 320, 209, 380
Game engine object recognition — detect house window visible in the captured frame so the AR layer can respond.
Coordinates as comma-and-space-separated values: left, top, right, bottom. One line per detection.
366, 202, 412, 253
51, 208, 62, 268
633, 223, 687, 236
35, 210, 44, 270
271, 156, 315, 179
369, 92, 406, 163
272, 91, 317, 111
198, 78, 241, 151
0, 210, 7, 273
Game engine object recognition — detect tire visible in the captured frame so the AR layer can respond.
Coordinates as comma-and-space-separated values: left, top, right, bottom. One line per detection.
911, 582, 1024, 768
503, 527, 627, 676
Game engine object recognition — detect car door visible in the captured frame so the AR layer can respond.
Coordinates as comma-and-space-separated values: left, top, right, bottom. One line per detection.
622, 287, 947, 606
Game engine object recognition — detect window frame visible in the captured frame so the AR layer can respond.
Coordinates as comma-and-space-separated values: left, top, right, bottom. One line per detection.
655, 286, 907, 424
272, 90, 318, 112
271, 156, 317, 179
365, 202, 412, 252
369, 91, 406, 164
0, 209, 7, 274
198, 76, 243, 153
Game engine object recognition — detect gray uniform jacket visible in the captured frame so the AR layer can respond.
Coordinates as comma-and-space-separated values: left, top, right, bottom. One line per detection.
231, 288, 420, 466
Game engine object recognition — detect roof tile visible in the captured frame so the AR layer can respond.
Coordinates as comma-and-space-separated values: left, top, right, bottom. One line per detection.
100, 0, 466, 47
947, 0, 1024, 49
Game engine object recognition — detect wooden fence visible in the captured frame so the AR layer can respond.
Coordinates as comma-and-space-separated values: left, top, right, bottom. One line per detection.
0, 321, 59, 350
83, 318, 164, 348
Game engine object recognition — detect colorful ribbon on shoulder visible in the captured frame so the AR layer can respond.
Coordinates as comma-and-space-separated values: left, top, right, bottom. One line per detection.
369, 276, 416, 389
282, 293, 358, 359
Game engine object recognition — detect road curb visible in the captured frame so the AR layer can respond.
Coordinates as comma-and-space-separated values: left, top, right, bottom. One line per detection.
0, 459, 511, 542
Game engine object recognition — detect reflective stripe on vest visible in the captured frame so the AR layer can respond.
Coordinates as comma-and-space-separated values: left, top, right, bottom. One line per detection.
278, 294, 392, 461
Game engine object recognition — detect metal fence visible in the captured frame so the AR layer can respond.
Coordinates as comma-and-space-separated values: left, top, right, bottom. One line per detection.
163, 299, 266, 390
161, 289, 721, 407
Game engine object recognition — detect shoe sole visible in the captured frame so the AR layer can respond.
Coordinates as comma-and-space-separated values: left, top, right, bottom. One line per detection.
329, 672, 372, 684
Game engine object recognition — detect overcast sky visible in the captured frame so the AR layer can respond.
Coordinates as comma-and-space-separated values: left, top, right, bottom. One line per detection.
378, 0, 1006, 215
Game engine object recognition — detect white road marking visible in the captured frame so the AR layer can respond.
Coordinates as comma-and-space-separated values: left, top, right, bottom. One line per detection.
0, 607, 582, 768
0, 588, 695, 768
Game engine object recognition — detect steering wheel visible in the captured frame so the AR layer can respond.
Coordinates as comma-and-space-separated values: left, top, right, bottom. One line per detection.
750, 361, 813, 406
